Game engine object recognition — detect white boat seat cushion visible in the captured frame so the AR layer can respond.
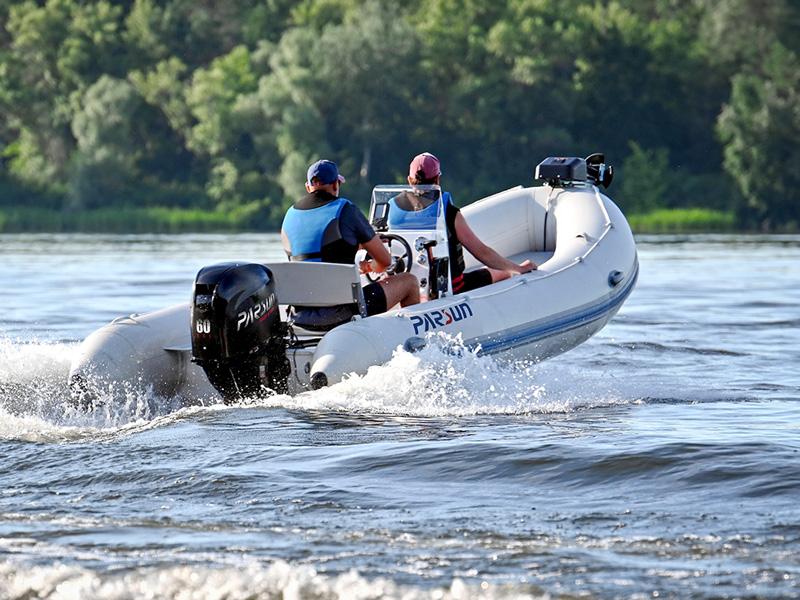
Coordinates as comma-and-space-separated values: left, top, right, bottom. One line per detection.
506, 251, 554, 268
462, 251, 554, 277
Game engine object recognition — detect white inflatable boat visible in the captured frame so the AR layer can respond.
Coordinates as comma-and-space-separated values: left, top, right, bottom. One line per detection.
69, 155, 638, 405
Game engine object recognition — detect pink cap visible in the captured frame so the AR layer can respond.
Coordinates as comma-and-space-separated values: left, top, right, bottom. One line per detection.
409, 153, 441, 180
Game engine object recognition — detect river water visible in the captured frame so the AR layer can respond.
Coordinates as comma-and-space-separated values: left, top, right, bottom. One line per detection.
1, 232, 799, 600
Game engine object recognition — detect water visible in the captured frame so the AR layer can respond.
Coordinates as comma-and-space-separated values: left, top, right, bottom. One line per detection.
2, 232, 800, 600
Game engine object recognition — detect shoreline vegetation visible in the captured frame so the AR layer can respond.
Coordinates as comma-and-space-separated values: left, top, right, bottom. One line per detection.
2, 0, 798, 233
0, 205, 761, 235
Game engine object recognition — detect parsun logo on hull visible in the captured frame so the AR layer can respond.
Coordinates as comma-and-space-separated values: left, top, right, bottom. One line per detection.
410, 301, 474, 335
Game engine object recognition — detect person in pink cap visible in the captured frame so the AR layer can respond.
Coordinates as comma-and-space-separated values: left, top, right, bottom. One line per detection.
396, 152, 536, 294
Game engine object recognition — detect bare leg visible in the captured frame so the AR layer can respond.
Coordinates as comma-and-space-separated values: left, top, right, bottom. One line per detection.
379, 273, 420, 309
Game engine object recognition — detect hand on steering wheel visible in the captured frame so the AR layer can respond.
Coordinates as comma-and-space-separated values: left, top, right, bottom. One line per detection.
365, 234, 413, 282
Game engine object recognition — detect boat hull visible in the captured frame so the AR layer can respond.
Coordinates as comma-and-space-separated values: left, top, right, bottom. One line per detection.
69, 181, 638, 404
305, 183, 638, 387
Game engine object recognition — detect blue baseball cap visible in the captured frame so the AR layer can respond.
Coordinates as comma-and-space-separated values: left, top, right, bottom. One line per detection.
307, 160, 346, 185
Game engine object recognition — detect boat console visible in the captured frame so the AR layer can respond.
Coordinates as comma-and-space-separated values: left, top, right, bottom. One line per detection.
368, 184, 453, 300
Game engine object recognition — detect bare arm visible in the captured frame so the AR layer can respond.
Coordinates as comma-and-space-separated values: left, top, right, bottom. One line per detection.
359, 234, 392, 274
454, 212, 536, 274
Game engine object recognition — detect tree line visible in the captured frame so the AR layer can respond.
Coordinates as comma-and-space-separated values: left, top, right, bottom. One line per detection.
1, 0, 799, 231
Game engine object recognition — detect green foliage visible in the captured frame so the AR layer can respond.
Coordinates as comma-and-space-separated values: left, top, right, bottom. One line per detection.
716, 41, 800, 229
616, 141, 744, 217
124, 0, 170, 62
252, 0, 423, 209
70, 75, 142, 209
616, 143, 673, 215
628, 208, 737, 233
0, 172, 65, 209
129, 57, 191, 134
1, 0, 798, 232
696, 0, 796, 68
1, 0, 128, 187
185, 45, 258, 156
0, 206, 251, 233
408, 0, 578, 201
570, 2, 726, 172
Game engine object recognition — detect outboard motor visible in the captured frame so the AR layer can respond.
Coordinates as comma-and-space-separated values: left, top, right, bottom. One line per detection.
191, 262, 290, 403
585, 153, 614, 188
535, 153, 614, 188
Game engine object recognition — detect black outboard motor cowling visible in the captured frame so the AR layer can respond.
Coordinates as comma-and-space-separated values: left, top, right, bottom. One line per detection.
191, 262, 289, 402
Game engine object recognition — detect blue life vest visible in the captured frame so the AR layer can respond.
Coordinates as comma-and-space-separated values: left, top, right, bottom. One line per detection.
282, 197, 351, 262
388, 191, 452, 230
388, 191, 466, 282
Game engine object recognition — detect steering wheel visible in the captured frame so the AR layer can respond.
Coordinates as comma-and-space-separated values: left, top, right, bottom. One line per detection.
365, 234, 413, 282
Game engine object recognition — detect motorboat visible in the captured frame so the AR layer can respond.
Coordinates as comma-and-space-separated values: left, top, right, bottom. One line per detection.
68, 155, 638, 405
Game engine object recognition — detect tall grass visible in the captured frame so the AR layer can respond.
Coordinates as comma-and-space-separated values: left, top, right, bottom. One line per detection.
627, 208, 737, 233
0, 205, 744, 234
0, 207, 258, 233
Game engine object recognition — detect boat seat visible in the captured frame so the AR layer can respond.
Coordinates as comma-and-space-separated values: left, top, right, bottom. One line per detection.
506, 250, 555, 268
462, 251, 554, 276
457, 251, 553, 292
263, 261, 367, 319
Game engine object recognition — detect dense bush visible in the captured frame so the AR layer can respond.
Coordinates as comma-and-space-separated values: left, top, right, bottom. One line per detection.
1, 0, 799, 231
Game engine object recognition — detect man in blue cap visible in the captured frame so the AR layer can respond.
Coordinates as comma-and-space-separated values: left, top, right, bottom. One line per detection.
281, 159, 420, 327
